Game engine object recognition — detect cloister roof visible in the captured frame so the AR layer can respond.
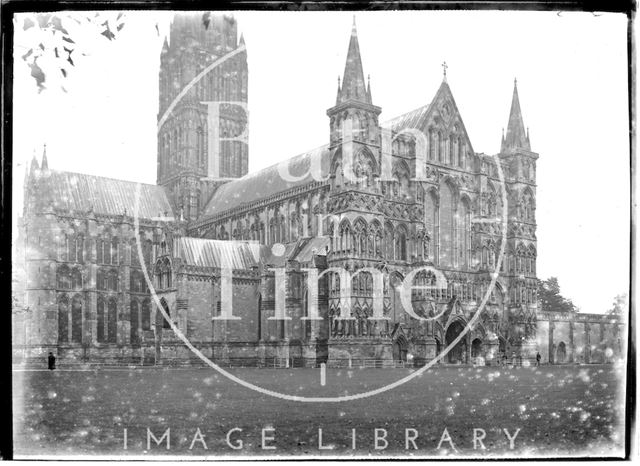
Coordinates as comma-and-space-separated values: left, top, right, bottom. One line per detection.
173, 237, 265, 269
38, 169, 174, 221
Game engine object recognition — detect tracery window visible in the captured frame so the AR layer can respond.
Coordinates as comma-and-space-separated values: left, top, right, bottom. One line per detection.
58, 294, 69, 343
57, 265, 71, 289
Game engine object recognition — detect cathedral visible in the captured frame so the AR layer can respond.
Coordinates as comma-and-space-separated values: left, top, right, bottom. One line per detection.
14, 13, 624, 367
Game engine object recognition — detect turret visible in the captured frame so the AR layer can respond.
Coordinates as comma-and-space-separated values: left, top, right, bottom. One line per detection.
327, 17, 381, 147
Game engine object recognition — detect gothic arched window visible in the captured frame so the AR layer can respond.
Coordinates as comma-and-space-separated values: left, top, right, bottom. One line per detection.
141, 298, 151, 331
71, 268, 82, 290
395, 228, 407, 261
110, 237, 119, 265
130, 239, 140, 267
57, 265, 71, 289
439, 182, 455, 267
108, 269, 119, 292
58, 294, 69, 343
97, 296, 105, 343
197, 126, 205, 168
96, 238, 104, 264
71, 294, 82, 343
130, 300, 139, 344
67, 234, 76, 263
458, 199, 471, 268
107, 298, 118, 343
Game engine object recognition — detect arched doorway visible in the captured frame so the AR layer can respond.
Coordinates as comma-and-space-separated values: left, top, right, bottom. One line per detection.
556, 342, 567, 364
498, 335, 507, 363
471, 338, 483, 358
392, 334, 409, 362
289, 339, 303, 367
445, 320, 467, 364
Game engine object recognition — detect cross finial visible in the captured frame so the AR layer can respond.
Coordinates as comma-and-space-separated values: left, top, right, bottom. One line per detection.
442, 61, 448, 81
514, 77, 518, 86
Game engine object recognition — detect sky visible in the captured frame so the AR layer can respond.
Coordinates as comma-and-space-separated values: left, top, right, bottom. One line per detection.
12, 10, 630, 314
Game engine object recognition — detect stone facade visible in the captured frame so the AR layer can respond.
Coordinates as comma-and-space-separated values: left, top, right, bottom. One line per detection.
13, 13, 624, 367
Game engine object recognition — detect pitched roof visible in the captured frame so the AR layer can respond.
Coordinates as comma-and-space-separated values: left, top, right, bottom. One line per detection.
173, 237, 265, 269
201, 145, 330, 217
382, 80, 475, 153
39, 169, 174, 220
292, 236, 330, 263
200, 81, 475, 221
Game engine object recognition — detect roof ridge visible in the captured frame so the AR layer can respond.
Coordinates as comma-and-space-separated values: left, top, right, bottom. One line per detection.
48, 168, 160, 189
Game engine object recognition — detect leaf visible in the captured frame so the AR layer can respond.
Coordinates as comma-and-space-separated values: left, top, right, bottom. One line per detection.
117, 22, 125, 32
54, 47, 59, 58
37, 14, 51, 29
21, 49, 33, 61
155, 23, 159, 36
60, 68, 67, 77
62, 36, 75, 44
23, 17, 35, 30
29, 59, 46, 91
202, 12, 211, 30
101, 27, 115, 41
51, 16, 69, 35
38, 43, 44, 51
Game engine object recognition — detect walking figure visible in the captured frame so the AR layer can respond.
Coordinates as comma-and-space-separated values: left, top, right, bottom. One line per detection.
536, 352, 541, 367
47, 352, 56, 370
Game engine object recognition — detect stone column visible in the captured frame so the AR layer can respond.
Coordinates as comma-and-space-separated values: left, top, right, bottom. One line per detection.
548, 319, 555, 364
121, 265, 131, 346
569, 320, 575, 363
584, 322, 590, 364
88, 263, 98, 345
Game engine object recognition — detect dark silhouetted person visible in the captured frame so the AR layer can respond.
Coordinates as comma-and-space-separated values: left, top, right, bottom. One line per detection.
536, 352, 541, 367
47, 352, 56, 370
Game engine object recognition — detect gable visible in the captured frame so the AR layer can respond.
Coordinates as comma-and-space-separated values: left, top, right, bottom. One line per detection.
383, 81, 475, 155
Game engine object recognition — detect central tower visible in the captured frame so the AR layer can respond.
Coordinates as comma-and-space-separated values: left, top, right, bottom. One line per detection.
157, 13, 248, 221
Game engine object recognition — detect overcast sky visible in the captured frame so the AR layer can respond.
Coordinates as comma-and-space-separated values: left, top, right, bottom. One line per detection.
13, 10, 629, 314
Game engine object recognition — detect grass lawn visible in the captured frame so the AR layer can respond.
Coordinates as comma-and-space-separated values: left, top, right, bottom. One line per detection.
12, 363, 626, 458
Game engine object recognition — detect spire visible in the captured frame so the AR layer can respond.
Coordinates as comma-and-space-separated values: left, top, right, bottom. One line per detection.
501, 78, 530, 152
30, 149, 39, 174
41, 144, 49, 170
337, 16, 370, 104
